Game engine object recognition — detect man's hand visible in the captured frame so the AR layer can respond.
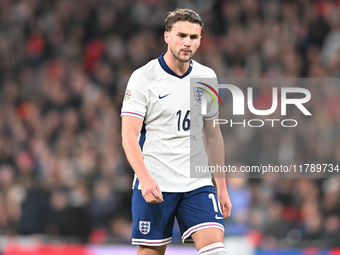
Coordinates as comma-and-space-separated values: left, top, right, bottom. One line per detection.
217, 189, 232, 219
140, 176, 163, 203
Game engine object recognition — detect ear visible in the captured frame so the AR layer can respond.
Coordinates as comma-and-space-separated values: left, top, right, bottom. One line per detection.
164, 31, 169, 44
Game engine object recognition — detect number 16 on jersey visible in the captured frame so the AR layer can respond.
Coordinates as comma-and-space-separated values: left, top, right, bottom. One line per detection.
176, 110, 190, 131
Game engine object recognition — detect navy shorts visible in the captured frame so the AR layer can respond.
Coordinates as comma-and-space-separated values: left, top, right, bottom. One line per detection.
131, 185, 225, 246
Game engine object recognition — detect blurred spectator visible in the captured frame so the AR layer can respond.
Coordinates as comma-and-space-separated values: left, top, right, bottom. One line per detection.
46, 188, 89, 241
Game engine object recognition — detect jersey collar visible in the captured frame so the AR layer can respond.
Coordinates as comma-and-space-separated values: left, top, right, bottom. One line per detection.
158, 53, 193, 79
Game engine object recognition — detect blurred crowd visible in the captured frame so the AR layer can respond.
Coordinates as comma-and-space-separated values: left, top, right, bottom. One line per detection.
0, 0, 339, 248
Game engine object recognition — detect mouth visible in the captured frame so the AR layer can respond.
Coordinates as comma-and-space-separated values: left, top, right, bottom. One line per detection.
181, 49, 191, 54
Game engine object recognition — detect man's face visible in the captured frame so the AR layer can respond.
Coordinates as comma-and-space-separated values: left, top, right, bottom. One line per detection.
164, 21, 201, 63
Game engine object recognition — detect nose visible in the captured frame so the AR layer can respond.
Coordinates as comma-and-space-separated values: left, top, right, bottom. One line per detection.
184, 36, 191, 47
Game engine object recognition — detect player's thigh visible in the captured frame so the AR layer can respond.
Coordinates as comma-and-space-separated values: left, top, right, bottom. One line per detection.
176, 186, 225, 244
137, 245, 167, 255
191, 227, 224, 251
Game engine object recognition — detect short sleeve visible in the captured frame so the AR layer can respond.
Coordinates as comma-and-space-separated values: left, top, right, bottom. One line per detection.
121, 70, 147, 120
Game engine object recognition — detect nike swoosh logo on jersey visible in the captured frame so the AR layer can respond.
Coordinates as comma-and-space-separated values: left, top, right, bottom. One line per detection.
215, 214, 223, 220
158, 93, 171, 99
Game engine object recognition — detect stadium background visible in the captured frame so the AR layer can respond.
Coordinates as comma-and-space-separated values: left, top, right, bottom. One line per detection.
0, 0, 339, 254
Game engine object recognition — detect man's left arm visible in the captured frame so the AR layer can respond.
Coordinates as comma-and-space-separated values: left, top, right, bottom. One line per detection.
203, 117, 232, 219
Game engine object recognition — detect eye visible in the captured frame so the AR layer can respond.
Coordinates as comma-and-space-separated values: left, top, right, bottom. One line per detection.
190, 35, 199, 39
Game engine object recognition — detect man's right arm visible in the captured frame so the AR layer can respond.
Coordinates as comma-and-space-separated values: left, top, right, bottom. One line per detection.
121, 115, 163, 203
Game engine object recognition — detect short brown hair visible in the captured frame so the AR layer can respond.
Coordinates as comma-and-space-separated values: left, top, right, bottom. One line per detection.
164, 9, 204, 34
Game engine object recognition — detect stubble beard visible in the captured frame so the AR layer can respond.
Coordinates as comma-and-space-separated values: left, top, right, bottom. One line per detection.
170, 47, 193, 63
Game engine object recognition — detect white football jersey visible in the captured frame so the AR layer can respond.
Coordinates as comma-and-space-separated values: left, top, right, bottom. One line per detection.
121, 54, 218, 192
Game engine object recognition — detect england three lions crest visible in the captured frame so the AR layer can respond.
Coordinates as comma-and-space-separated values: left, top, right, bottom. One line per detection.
193, 87, 204, 104
139, 221, 150, 235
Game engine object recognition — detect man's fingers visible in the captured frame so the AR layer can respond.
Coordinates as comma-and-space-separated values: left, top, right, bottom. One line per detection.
221, 203, 232, 219
155, 185, 163, 198
143, 188, 163, 203
153, 187, 163, 201
152, 192, 163, 202
144, 194, 159, 203
224, 209, 231, 218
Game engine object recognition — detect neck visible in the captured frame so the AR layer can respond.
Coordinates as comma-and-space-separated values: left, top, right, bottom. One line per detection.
163, 51, 190, 76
